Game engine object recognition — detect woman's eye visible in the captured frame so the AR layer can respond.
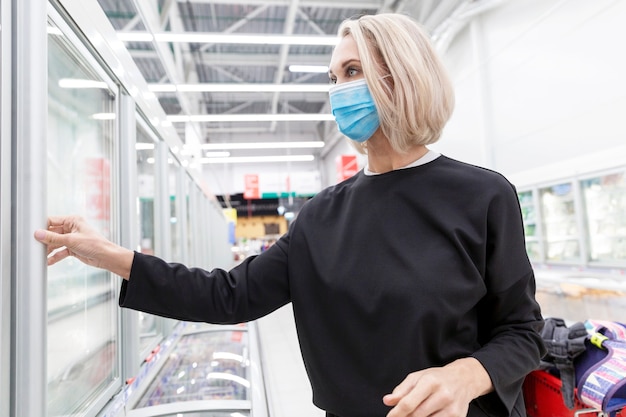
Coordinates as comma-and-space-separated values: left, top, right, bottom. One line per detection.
347, 67, 359, 76
329, 78, 337, 85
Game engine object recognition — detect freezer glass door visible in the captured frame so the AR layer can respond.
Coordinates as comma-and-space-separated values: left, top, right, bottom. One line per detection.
518, 190, 541, 261
136, 123, 162, 354
540, 183, 580, 262
580, 171, 626, 265
47, 19, 119, 416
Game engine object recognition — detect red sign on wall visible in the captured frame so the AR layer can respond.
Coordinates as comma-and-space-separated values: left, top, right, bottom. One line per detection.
243, 174, 260, 199
336, 155, 358, 182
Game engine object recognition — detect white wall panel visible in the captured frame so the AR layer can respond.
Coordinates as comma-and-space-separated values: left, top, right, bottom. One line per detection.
442, 0, 626, 183
434, 23, 485, 167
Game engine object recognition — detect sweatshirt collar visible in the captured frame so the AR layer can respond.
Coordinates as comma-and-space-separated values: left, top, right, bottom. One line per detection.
364, 150, 441, 176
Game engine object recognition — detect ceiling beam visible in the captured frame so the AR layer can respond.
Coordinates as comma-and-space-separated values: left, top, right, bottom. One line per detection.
422, 0, 466, 30
199, 5, 270, 53
269, 0, 301, 132
129, 50, 332, 67
131, 0, 205, 150
153, 92, 330, 102
178, 0, 384, 8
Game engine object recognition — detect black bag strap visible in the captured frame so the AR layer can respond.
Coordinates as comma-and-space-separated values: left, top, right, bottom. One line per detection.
540, 317, 588, 409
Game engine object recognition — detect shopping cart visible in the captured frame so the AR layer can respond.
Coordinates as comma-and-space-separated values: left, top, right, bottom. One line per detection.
523, 369, 624, 417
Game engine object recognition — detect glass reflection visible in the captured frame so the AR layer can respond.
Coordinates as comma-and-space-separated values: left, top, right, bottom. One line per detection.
540, 183, 580, 262
518, 190, 541, 261
581, 172, 626, 264
47, 22, 118, 416
136, 127, 161, 353
136, 329, 250, 407
137, 128, 156, 256
186, 178, 193, 265
170, 157, 183, 262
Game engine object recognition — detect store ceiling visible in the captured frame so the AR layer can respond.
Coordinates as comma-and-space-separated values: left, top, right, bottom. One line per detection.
95, 0, 495, 169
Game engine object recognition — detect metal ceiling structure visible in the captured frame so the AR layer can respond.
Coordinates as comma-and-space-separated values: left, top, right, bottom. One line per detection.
95, 0, 498, 167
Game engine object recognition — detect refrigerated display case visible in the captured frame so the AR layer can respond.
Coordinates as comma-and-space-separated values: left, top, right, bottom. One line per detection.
121, 322, 269, 417
580, 171, 626, 265
518, 190, 542, 261
136, 121, 163, 358
539, 182, 582, 263
47, 12, 121, 416
518, 167, 626, 269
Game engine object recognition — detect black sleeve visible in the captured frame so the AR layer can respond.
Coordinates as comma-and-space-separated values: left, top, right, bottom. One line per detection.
471, 181, 547, 416
119, 233, 292, 324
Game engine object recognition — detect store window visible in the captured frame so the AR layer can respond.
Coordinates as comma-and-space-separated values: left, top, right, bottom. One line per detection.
539, 182, 581, 262
47, 21, 119, 416
136, 124, 162, 354
580, 171, 626, 265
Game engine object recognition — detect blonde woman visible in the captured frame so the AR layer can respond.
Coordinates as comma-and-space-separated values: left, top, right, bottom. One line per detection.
36, 13, 545, 417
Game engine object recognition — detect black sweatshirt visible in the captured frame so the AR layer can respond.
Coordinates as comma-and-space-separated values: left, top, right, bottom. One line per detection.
120, 155, 546, 417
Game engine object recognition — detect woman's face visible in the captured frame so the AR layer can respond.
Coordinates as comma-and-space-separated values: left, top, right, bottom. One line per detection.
328, 35, 364, 85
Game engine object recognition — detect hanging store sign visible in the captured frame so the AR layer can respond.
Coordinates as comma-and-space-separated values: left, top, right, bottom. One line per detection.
243, 174, 260, 199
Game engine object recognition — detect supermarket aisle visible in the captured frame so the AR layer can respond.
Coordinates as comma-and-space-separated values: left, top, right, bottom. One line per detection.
256, 304, 324, 417
534, 268, 626, 323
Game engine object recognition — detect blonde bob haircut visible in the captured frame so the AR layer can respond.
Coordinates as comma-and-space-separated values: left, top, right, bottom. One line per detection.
338, 13, 455, 154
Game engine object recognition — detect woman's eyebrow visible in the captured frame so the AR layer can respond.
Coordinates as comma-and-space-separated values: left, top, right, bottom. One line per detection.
328, 58, 360, 76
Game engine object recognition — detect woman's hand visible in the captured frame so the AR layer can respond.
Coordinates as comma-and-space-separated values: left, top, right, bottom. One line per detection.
383, 358, 493, 417
34, 215, 134, 279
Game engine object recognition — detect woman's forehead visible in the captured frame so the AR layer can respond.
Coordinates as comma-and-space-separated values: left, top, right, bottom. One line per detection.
328, 36, 360, 73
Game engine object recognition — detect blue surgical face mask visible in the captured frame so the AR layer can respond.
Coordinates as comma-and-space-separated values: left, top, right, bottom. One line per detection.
329, 78, 380, 143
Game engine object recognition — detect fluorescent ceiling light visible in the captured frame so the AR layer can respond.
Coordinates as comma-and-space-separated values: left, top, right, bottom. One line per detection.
59, 78, 108, 89
288, 65, 329, 73
199, 141, 324, 150
117, 31, 339, 46
117, 32, 154, 42
149, 84, 178, 93
136, 143, 155, 150
204, 151, 231, 157
47, 26, 63, 36
149, 83, 331, 93
201, 155, 315, 164
91, 113, 116, 120
168, 113, 334, 123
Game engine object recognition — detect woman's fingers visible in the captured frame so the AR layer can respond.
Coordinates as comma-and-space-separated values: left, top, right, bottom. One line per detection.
46, 246, 71, 266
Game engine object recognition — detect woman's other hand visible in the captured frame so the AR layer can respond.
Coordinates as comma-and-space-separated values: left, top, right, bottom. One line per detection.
383, 358, 493, 417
